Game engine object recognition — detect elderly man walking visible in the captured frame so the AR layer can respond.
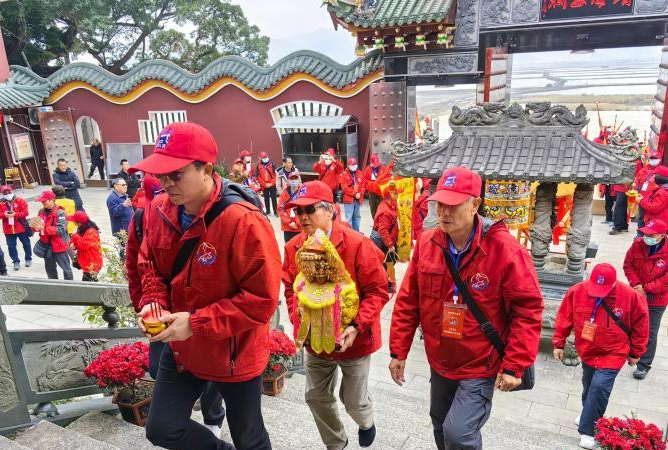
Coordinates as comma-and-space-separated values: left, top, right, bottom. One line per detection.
390, 167, 543, 450
282, 181, 389, 450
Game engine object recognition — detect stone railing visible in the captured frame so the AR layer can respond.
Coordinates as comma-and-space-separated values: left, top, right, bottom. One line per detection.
0, 278, 296, 433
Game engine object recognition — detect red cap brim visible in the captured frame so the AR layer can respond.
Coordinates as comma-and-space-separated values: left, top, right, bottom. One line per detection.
286, 197, 321, 209
129, 152, 195, 175
429, 190, 473, 206
639, 225, 664, 235
587, 283, 614, 298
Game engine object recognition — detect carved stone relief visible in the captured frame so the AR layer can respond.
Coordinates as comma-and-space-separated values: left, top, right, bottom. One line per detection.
0, 320, 20, 412
454, 0, 479, 46
635, 0, 668, 13
481, 0, 511, 25
100, 287, 131, 308
408, 53, 477, 75
0, 284, 28, 305
512, 0, 540, 22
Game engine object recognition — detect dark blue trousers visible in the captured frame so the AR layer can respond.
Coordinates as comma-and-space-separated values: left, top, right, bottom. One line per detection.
6, 232, 32, 264
146, 345, 271, 450
579, 362, 619, 436
148, 341, 225, 427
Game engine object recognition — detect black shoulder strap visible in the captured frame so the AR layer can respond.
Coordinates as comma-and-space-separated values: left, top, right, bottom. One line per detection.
601, 300, 632, 338
134, 208, 145, 244
441, 247, 506, 357
169, 190, 236, 280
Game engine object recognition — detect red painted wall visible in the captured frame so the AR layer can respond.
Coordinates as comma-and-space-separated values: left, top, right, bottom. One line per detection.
52, 81, 370, 167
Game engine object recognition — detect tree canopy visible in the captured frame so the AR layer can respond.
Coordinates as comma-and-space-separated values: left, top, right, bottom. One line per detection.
1, 0, 270, 76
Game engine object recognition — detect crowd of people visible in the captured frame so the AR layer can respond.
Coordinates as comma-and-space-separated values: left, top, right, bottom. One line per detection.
110, 121, 662, 450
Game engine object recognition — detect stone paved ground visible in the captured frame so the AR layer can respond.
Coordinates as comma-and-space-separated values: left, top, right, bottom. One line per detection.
2, 186, 667, 446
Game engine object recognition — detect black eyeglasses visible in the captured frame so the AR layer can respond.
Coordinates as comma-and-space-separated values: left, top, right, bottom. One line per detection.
296, 205, 318, 215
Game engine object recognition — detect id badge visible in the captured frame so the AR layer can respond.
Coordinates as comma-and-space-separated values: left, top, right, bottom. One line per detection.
442, 303, 467, 340
290, 208, 296, 218
642, 181, 649, 192
581, 321, 597, 342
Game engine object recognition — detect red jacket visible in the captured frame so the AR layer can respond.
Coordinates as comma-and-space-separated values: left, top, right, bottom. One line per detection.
640, 185, 668, 225
390, 217, 544, 380
71, 227, 103, 273
623, 238, 668, 307
256, 161, 277, 189
412, 191, 430, 241
32, 206, 68, 253
553, 282, 649, 370
0, 197, 29, 235
313, 160, 344, 194
340, 169, 365, 204
363, 165, 385, 196
278, 187, 302, 233
126, 205, 150, 311
636, 165, 659, 195
282, 222, 389, 360
373, 199, 399, 248
611, 184, 629, 195
138, 175, 281, 382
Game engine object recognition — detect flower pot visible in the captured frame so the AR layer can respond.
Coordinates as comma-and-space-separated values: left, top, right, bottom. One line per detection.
112, 379, 154, 427
262, 371, 287, 396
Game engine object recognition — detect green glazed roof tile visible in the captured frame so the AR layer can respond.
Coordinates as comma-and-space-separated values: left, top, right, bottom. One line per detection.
0, 67, 50, 109
329, 0, 453, 28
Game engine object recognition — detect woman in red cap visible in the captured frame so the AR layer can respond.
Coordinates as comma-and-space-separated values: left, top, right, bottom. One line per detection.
0, 184, 32, 271
256, 151, 278, 216
312, 148, 344, 199
340, 157, 365, 231
363, 153, 386, 218
639, 167, 668, 231
623, 218, 668, 380
68, 211, 103, 281
553, 263, 648, 450
277, 172, 302, 243
371, 181, 401, 293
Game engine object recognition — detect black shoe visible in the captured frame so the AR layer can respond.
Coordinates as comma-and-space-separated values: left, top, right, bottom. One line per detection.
609, 229, 621, 235
359, 424, 376, 448
13, 262, 19, 271
601, 220, 612, 224
25, 260, 32, 268
0, 271, 7, 276
634, 366, 649, 380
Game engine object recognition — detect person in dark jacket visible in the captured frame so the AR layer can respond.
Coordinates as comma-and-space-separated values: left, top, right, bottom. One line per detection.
87, 138, 105, 179
53, 159, 84, 211
30, 190, 72, 280
106, 178, 134, 239
115, 159, 142, 198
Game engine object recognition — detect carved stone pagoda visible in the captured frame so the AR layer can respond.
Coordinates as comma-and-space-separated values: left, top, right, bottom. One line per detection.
394, 102, 639, 325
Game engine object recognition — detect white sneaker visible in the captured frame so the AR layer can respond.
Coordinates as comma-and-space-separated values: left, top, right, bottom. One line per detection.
575, 414, 581, 426
579, 434, 596, 449
203, 424, 222, 437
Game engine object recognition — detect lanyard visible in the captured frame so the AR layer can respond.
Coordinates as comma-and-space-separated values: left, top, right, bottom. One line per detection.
590, 298, 604, 323
448, 227, 476, 304
351, 171, 357, 186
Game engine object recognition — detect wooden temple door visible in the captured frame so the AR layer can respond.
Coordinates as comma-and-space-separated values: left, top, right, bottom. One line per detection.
38, 110, 86, 184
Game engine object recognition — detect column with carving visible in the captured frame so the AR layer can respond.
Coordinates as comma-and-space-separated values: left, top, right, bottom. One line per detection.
0, 306, 30, 431
566, 184, 594, 274
529, 182, 557, 270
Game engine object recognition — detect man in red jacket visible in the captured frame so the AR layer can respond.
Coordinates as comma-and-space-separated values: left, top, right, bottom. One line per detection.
635, 152, 662, 231
412, 178, 431, 242
282, 181, 389, 450
390, 167, 543, 450
340, 157, 364, 232
312, 148, 344, 198
256, 151, 278, 217
362, 153, 385, 218
31, 190, 72, 280
623, 218, 668, 380
131, 122, 280, 450
0, 185, 31, 271
277, 172, 302, 243
553, 263, 648, 450
371, 182, 401, 293
639, 168, 668, 231
609, 183, 630, 234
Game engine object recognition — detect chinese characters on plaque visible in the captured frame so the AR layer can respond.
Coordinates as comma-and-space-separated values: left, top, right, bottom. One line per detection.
541, 0, 634, 20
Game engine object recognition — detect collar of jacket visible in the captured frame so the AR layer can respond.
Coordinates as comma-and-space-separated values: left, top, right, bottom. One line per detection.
640, 238, 668, 259
430, 215, 501, 258
156, 174, 223, 238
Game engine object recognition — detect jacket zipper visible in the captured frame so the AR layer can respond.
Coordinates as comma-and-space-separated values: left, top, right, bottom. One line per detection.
229, 337, 237, 375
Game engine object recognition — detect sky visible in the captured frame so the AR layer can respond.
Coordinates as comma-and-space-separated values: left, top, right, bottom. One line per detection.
231, 0, 358, 64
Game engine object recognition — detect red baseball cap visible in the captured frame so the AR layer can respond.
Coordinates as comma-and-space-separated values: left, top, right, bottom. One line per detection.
35, 190, 56, 202
0, 185, 12, 193
370, 154, 380, 166
429, 167, 482, 206
325, 148, 336, 157
240, 150, 252, 158
639, 218, 668, 235
130, 122, 218, 175
233, 158, 243, 165
259, 151, 268, 158
587, 263, 617, 298
142, 175, 163, 201
348, 158, 358, 166
286, 181, 333, 208
66, 211, 89, 224
288, 172, 301, 180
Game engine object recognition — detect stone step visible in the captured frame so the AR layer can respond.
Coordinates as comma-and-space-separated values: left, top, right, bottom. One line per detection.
66, 412, 162, 450
12, 421, 119, 450
0, 435, 31, 450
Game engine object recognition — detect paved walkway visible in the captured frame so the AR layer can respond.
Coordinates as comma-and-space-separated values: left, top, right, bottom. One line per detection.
1, 186, 666, 445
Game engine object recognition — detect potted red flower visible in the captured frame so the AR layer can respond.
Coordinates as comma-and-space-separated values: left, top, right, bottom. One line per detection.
84, 341, 152, 426
263, 329, 297, 396
596, 416, 666, 450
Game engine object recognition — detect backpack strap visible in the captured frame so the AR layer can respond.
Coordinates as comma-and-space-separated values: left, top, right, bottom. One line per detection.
601, 301, 632, 339
134, 208, 145, 244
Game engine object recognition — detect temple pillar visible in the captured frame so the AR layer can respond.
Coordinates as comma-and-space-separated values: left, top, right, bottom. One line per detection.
529, 182, 557, 270
566, 184, 594, 275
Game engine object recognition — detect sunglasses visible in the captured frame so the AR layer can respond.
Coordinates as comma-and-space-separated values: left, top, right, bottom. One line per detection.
296, 205, 319, 215
156, 172, 184, 183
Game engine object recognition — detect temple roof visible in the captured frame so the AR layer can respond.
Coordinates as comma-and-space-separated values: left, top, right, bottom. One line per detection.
0, 68, 50, 109
328, 0, 454, 28
394, 103, 638, 184
5, 49, 383, 104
